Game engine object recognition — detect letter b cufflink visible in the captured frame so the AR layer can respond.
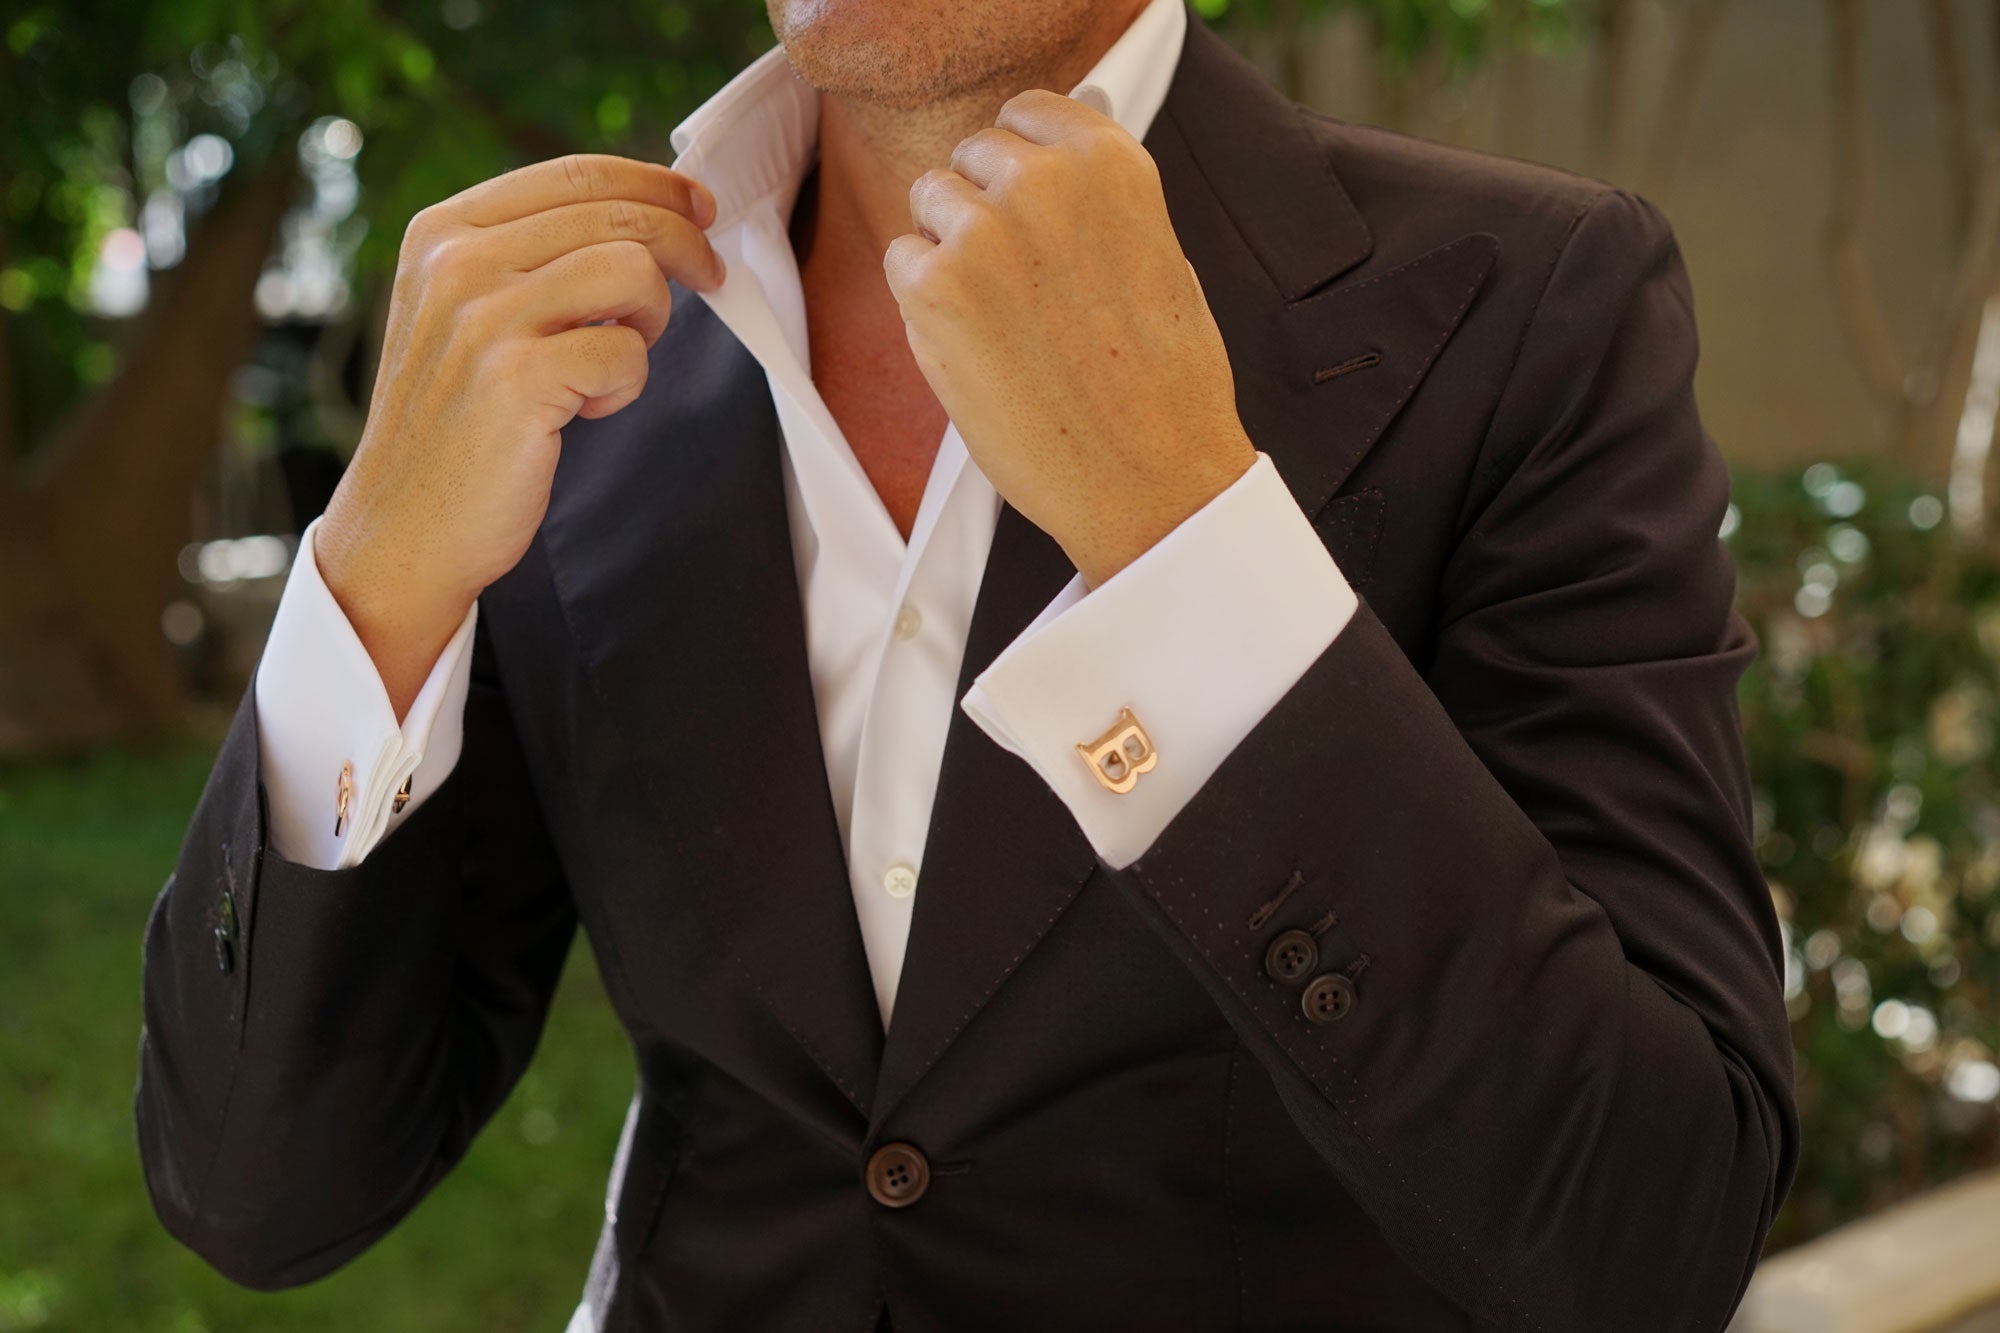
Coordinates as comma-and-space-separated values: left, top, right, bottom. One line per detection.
1077, 706, 1157, 795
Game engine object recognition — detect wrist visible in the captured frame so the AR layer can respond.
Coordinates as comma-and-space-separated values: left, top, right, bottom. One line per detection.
1072, 438, 1256, 589
312, 514, 476, 723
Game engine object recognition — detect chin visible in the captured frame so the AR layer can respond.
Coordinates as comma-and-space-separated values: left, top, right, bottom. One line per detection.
768, 0, 1085, 109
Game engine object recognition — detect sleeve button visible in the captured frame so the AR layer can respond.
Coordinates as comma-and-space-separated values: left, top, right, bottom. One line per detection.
1263, 929, 1319, 984
1300, 972, 1355, 1025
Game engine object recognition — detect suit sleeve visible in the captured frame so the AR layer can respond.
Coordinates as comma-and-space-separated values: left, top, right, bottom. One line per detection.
1092, 188, 1797, 1333
134, 600, 577, 1290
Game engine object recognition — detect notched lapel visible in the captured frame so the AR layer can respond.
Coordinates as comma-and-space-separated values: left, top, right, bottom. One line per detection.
540, 292, 884, 1129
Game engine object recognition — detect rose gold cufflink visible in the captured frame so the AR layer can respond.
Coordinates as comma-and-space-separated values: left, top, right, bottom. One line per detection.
392, 774, 413, 814
1077, 706, 1157, 795
334, 759, 353, 837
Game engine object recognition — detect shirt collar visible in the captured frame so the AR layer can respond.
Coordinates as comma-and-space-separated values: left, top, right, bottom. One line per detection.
667, 0, 1188, 233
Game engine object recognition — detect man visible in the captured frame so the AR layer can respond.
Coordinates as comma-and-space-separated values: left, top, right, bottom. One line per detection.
135, 0, 1797, 1328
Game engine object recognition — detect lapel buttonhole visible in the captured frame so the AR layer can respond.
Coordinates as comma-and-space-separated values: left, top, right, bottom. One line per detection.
1312, 351, 1382, 385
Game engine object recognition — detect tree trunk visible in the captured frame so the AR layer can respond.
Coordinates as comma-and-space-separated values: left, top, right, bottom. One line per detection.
0, 153, 296, 758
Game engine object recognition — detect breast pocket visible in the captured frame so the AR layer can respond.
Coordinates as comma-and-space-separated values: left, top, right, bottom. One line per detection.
1311, 489, 1385, 588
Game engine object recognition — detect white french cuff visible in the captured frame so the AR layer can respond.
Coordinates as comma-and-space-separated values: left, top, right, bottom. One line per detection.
253, 513, 478, 872
959, 451, 1358, 871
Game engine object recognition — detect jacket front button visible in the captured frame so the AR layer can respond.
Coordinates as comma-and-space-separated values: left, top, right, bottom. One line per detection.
1301, 972, 1356, 1025
1263, 929, 1319, 984
865, 1142, 930, 1209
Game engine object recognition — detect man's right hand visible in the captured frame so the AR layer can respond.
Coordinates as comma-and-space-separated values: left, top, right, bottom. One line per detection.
314, 154, 725, 720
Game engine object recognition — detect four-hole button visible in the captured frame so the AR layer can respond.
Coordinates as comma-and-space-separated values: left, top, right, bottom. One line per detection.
865, 1142, 930, 1208
1301, 973, 1356, 1025
1263, 929, 1319, 985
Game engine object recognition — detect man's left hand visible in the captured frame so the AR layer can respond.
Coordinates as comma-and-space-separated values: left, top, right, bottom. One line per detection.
884, 88, 1257, 589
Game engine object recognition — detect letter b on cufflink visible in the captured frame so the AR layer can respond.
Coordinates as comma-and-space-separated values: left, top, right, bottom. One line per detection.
1077, 706, 1157, 795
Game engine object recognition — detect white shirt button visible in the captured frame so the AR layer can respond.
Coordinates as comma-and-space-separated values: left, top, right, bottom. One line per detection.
881, 862, 918, 899
892, 603, 923, 641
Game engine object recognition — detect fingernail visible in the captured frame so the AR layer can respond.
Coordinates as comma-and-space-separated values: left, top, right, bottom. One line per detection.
693, 183, 717, 228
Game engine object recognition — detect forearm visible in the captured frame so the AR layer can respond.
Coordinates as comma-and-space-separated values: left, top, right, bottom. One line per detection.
137, 685, 477, 1286
138, 617, 576, 1289
1102, 604, 1789, 1333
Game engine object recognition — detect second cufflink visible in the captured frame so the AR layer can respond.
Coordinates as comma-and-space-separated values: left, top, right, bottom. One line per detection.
334, 759, 353, 837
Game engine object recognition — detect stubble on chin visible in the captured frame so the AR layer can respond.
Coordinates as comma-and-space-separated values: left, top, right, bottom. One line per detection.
768, 0, 1089, 112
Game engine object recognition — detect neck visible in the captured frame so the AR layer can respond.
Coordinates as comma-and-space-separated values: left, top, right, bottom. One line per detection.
794, 1, 1147, 275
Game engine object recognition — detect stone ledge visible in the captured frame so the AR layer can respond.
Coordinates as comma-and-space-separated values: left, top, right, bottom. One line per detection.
1732, 1167, 2000, 1333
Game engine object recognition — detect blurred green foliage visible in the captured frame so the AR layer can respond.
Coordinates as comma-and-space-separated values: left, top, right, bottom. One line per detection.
0, 0, 773, 451
1731, 461, 2000, 1245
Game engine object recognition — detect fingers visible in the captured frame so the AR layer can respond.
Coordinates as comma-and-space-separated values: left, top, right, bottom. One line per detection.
488, 197, 726, 291
507, 239, 676, 345
450, 153, 717, 229
994, 87, 1109, 147
948, 127, 1037, 191
907, 168, 984, 246
882, 232, 936, 308
537, 322, 653, 420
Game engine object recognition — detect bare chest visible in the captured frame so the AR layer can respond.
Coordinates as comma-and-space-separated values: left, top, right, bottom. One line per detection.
801, 263, 948, 544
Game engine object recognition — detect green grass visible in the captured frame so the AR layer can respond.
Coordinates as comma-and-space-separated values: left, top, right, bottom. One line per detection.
0, 725, 635, 1332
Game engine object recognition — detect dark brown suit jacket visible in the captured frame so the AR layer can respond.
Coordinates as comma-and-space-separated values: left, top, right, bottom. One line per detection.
136, 9, 1797, 1330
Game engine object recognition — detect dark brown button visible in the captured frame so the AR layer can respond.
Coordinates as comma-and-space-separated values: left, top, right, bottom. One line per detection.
1301, 972, 1356, 1025
1263, 929, 1318, 984
865, 1142, 930, 1208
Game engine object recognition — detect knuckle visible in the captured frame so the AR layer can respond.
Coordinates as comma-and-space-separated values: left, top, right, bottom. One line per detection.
952, 130, 1007, 178
401, 206, 434, 245
1001, 87, 1049, 116
423, 234, 482, 298
400, 205, 446, 259
954, 205, 996, 246
882, 235, 923, 281
559, 153, 601, 198
603, 197, 647, 238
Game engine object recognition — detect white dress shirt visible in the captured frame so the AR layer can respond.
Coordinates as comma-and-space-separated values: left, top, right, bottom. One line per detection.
253, 0, 1355, 1039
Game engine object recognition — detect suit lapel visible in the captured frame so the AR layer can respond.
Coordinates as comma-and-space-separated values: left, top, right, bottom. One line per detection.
1153, 14, 1500, 520
870, 11, 1497, 1127
867, 500, 1099, 1122
541, 293, 884, 1127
